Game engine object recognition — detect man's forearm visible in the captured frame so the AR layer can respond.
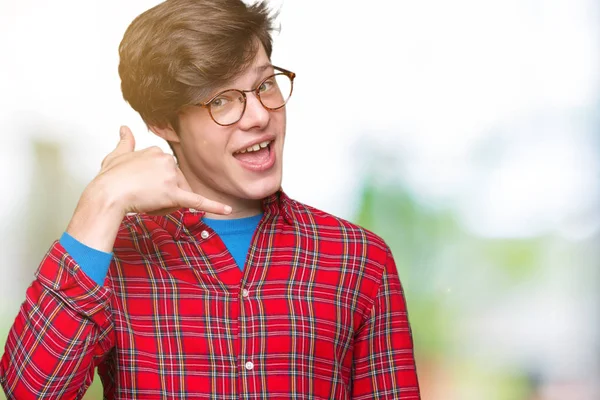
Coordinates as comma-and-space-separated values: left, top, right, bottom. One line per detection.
0, 242, 115, 399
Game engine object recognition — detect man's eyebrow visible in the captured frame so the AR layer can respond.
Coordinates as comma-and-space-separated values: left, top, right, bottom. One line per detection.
255, 63, 274, 73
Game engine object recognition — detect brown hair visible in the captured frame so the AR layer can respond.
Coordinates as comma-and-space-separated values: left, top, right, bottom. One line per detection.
118, 0, 278, 132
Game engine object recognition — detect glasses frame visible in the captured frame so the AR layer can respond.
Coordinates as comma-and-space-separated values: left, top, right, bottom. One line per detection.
197, 66, 296, 126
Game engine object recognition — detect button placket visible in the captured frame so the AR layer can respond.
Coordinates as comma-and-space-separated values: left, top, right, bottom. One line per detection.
240, 284, 255, 377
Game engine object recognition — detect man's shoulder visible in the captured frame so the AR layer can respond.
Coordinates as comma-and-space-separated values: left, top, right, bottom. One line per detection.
111, 199, 392, 256
287, 197, 390, 254
115, 213, 153, 241
111, 213, 167, 258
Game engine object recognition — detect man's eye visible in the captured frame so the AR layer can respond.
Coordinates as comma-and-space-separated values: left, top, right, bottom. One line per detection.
259, 79, 275, 93
211, 97, 229, 108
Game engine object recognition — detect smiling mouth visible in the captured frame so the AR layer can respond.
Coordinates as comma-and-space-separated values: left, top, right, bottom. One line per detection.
232, 140, 275, 171
233, 139, 273, 155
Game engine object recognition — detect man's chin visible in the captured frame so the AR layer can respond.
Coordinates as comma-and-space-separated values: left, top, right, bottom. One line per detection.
237, 177, 282, 201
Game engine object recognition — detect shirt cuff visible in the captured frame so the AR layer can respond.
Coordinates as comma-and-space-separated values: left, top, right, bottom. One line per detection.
59, 232, 113, 286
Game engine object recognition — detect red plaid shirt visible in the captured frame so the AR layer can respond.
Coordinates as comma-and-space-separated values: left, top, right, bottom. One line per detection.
1, 191, 420, 399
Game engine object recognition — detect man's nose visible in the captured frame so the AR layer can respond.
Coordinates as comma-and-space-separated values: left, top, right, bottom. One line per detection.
238, 92, 269, 130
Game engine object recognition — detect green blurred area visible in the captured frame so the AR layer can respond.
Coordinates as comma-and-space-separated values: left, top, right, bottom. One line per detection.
353, 177, 597, 399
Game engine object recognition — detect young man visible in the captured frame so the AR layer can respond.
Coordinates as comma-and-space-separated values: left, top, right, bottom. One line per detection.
1, 0, 420, 398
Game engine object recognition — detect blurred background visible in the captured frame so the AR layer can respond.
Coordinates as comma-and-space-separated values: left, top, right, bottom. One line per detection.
1, 0, 598, 399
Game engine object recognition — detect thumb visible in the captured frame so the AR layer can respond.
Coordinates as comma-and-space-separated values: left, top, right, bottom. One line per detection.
113, 125, 136, 155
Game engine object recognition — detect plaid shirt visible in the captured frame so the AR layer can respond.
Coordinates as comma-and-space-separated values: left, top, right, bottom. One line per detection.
1, 191, 420, 399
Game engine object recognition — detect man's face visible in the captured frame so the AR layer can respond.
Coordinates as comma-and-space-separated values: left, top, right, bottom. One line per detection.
171, 44, 286, 206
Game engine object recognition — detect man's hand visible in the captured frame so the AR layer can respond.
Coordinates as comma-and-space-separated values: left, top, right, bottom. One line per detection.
96, 125, 231, 216
65, 126, 231, 252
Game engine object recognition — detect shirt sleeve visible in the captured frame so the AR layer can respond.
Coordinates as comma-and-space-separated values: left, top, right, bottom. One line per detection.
0, 241, 115, 399
351, 247, 421, 399
60, 232, 113, 286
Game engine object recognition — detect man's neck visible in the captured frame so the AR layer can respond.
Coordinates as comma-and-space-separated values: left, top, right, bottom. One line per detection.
198, 190, 262, 220
188, 182, 263, 220
178, 161, 265, 220
204, 204, 262, 220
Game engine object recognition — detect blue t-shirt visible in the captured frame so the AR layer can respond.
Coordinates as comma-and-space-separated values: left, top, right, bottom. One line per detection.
203, 213, 263, 271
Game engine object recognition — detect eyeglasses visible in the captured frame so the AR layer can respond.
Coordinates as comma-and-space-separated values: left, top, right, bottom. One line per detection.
197, 66, 296, 126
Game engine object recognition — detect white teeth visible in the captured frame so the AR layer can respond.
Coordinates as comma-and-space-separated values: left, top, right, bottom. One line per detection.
236, 140, 272, 154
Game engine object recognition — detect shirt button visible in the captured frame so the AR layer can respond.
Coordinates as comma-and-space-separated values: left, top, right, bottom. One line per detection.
189, 208, 197, 213
200, 230, 209, 239
242, 289, 249, 298
245, 361, 254, 370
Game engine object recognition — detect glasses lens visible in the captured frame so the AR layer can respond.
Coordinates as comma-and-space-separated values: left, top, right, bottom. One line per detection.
209, 90, 245, 125
258, 74, 293, 109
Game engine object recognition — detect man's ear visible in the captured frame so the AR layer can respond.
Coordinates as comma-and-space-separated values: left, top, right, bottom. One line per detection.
149, 124, 180, 143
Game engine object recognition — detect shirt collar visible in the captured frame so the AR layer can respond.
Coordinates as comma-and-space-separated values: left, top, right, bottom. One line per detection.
148, 189, 296, 241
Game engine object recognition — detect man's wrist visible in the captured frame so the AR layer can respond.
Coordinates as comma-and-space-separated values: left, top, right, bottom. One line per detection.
60, 232, 113, 286
66, 179, 126, 253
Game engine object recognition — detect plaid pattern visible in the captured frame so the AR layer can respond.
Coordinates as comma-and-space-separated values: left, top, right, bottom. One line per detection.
1, 191, 420, 399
